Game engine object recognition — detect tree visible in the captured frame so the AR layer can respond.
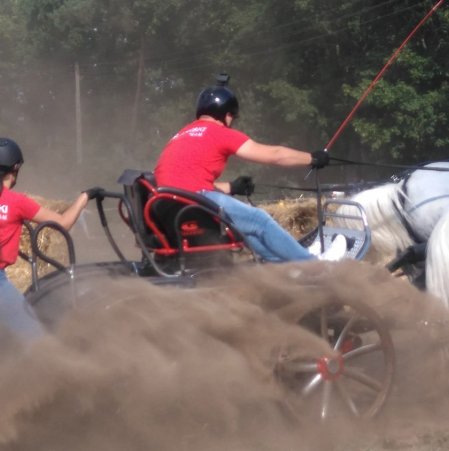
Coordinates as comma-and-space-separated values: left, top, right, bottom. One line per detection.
343, 3, 449, 163
4, 0, 449, 190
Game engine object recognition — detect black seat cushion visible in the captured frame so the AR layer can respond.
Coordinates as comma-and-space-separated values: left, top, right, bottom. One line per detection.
150, 195, 232, 248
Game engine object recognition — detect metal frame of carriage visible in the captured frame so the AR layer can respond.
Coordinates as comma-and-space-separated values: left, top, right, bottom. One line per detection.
22, 169, 395, 421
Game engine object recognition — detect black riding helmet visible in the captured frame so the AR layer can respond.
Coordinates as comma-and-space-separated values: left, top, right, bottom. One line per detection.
0, 138, 24, 172
195, 73, 239, 124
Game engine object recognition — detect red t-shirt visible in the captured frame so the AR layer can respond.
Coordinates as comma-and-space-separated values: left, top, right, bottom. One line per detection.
0, 188, 40, 269
154, 119, 250, 191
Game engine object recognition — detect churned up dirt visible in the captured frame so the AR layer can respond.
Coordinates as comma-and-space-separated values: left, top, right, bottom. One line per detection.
1, 260, 449, 451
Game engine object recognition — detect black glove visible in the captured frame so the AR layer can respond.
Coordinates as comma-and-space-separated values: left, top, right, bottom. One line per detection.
83, 186, 105, 200
229, 176, 255, 196
310, 149, 330, 169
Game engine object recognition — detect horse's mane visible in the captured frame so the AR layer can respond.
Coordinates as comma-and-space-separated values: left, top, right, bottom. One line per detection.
337, 182, 414, 256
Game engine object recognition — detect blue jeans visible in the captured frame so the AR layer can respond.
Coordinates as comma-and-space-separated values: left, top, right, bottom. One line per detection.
199, 190, 315, 262
0, 270, 44, 340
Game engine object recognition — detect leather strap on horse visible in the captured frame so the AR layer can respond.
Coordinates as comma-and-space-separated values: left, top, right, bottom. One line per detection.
391, 174, 425, 245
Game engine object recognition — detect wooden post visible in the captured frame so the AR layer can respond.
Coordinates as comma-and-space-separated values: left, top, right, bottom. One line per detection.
75, 62, 83, 165
130, 35, 145, 149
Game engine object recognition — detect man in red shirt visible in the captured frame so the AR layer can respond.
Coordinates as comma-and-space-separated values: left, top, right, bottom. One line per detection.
0, 138, 90, 340
155, 76, 346, 262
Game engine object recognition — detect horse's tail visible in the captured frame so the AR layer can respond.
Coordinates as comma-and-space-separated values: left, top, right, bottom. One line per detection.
336, 183, 414, 256
426, 210, 449, 310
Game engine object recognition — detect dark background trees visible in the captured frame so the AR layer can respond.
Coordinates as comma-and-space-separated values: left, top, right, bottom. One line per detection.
1, 0, 448, 197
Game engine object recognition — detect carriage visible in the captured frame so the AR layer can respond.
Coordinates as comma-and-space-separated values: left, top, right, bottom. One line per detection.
22, 169, 395, 421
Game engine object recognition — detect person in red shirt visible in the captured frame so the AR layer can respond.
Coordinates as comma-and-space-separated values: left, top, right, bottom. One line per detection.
155, 76, 347, 263
0, 138, 90, 340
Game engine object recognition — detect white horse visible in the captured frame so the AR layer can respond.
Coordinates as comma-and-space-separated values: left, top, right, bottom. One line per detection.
336, 161, 449, 309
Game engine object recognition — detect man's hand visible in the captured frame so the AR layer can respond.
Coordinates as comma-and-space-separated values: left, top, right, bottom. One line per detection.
83, 186, 105, 200
310, 150, 330, 169
229, 176, 255, 196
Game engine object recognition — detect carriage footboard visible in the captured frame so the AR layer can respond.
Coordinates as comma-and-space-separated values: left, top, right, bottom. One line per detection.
305, 199, 372, 260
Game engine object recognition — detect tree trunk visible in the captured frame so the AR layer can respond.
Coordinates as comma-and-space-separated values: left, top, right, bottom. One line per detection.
129, 35, 145, 152
75, 62, 83, 165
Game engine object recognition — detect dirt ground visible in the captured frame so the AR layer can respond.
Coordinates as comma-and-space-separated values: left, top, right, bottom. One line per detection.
3, 199, 449, 450
2, 260, 449, 451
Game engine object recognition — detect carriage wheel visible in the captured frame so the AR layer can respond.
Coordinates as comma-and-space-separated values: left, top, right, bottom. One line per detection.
274, 298, 395, 420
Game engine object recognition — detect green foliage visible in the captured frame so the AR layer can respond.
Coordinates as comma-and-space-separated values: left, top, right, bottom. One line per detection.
261, 81, 317, 124
344, 43, 449, 162
2, 0, 449, 185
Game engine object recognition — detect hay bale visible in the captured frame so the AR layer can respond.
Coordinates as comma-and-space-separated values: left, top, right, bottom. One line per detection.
6, 195, 70, 293
260, 198, 318, 239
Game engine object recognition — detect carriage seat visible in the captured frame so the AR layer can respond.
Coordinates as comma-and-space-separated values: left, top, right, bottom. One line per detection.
117, 169, 246, 256
156, 186, 230, 217
117, 168, 157, 188
118, 169, 225, 210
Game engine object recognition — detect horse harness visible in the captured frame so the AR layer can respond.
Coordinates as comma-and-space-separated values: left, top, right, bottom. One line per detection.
391, 172, 425, 246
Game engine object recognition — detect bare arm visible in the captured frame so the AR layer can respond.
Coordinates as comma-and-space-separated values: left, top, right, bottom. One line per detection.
235, 139, 312, 166
213, 181, 231, 194
31, 192, 89, 230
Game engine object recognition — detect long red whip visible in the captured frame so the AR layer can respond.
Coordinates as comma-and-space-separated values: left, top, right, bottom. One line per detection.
325, 0, 445, 152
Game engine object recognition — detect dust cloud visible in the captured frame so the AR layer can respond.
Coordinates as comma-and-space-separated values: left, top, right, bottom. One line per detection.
1, 260, 449, 451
